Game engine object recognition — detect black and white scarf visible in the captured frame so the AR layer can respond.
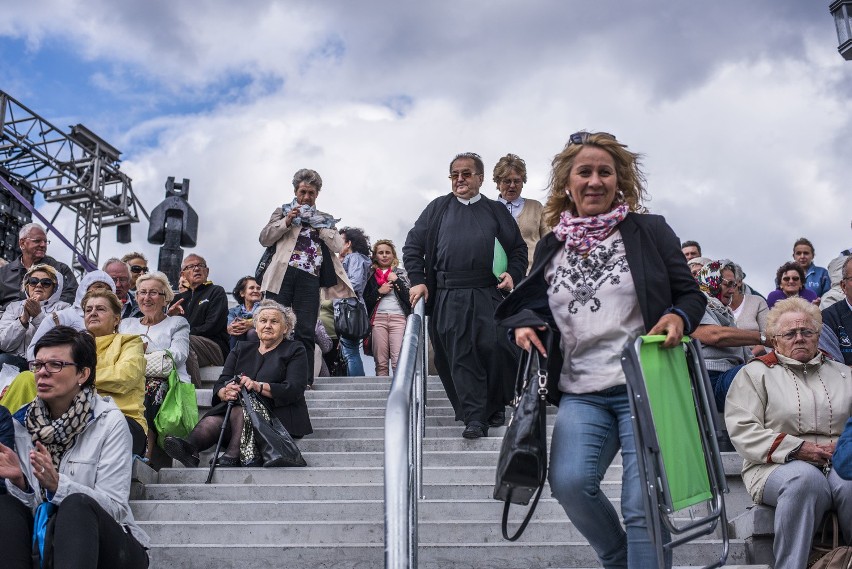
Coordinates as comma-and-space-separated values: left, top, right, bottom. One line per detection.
26, 387, 94, 471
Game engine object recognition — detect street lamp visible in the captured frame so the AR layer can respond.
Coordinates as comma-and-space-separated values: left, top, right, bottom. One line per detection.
830, 0, 852, 60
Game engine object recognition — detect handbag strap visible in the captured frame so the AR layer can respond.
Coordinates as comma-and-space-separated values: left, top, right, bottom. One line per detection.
501, 389, 548, 542
501, 480, 544, 541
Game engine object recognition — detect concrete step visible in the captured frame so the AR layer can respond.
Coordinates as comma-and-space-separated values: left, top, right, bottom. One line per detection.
155, 464, 623, 485
309, 425, 555, 439
147, 540, 751, 569
141, 480, 621, 501
131, 498, 568, 522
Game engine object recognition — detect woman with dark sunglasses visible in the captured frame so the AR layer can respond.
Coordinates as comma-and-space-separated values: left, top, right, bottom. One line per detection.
0, 264, 70, 372
766, 261, 819, 308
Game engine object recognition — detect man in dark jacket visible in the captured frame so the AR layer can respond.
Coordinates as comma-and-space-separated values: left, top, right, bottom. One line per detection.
821, 256, 852, 365
403, 152, 527, 439
0, 223, 77, 308
169, 254, 230, 383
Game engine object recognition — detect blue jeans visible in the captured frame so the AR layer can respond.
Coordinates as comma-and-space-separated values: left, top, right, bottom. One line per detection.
548, 386, 670, 569
708, 365, 744, 412
339, 337, 365, 376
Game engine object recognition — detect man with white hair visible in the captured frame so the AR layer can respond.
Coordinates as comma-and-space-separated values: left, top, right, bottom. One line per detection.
0, 223, 77, 308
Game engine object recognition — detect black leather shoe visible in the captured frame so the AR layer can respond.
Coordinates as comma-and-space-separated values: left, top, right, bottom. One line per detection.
163, 436, 200, 468
211, 455, 240, 467
487, 410, 506, 428
462, 422, 488, 439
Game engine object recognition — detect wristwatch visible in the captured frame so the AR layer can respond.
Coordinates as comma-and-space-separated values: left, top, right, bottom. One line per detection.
759, 332, 767, 345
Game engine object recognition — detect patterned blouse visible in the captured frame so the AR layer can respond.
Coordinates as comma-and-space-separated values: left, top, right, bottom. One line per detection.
288, 226, 323, 276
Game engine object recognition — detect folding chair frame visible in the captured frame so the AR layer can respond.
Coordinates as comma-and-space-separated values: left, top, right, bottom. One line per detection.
621, 337, 730, 569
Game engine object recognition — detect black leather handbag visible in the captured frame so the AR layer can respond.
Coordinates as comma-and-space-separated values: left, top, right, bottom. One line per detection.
493, 343, 549, 541
240, 389, 307, 467
334, 298, 371, 340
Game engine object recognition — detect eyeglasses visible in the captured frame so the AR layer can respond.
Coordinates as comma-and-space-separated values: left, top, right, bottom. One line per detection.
182, 263, 207, 271
28, 360, 78, 374
720, 277, 737, 288
136, 290, 166, 298
111, 276, 130, 284
448, 170, 478, 181
774, 328, 817, 341
23, 238, 50, 245
27, 277, 55, 287
500, 178, 524, 187
130, 265, 149, 274
781, 276, 801, 282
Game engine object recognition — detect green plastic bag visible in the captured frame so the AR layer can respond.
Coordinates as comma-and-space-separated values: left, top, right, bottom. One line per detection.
638, 335, 712, 511
154, 352, 199, 447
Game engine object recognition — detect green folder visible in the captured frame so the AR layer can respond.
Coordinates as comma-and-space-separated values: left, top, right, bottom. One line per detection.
638, 335, 713, 511
493, 238, 507, 279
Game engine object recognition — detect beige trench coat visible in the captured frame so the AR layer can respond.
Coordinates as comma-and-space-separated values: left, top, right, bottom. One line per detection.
258, 207, 355, 300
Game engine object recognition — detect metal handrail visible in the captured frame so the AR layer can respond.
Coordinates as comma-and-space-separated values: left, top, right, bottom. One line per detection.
384, 300, 428, 569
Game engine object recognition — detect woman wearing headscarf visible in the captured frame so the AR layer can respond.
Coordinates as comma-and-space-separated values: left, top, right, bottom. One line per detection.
0, 264, 69, 371
728, 262, 769, 357
25, 270, 116, 361
496, 131, 705, 568
691, 260, 769, 411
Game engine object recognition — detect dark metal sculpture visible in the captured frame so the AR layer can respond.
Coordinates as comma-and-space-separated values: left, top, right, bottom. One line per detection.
147, 177, 198, 288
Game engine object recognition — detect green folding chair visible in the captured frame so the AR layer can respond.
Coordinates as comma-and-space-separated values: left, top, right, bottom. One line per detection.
621, 336, 729, 569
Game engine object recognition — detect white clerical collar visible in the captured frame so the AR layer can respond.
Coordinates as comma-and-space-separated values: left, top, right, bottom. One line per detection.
456, 193, 482, 205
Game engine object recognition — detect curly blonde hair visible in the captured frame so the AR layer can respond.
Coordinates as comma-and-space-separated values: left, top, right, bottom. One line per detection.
371, 239, 399, 270
543, 131, 648, 227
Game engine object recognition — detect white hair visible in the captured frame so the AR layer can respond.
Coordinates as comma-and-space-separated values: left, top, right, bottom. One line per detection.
18, 223, 45, 240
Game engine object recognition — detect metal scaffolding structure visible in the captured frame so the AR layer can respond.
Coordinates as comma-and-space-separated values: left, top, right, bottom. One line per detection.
0, 89, 146, 270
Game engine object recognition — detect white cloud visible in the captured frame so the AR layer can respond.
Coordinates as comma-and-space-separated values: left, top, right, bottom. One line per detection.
4, 1, 850, 299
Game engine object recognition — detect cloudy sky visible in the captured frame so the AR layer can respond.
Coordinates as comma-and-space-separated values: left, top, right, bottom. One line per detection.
1, 1, 850, 295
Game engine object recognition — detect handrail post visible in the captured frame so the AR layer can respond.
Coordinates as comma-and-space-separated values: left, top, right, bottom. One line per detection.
385, 301, 427, 569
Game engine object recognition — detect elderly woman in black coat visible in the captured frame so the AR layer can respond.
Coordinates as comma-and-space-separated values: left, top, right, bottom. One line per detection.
164, 300, 312, 467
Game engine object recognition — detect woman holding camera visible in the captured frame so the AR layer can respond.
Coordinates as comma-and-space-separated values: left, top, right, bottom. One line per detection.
164, 300, 312, 467
258, 169, 354, 385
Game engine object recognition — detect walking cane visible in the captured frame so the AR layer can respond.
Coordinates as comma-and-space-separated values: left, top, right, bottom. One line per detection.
206, 377, 239, 484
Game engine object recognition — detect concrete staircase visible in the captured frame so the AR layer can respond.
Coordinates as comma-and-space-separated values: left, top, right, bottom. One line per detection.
130, 372, 766, 568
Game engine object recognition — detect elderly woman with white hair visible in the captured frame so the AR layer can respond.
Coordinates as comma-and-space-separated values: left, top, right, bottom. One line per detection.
164, 299, 312, 468
118, 271, 191, 461
725, 297, 852, 569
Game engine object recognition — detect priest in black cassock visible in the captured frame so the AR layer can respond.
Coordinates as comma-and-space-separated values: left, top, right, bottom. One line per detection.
403, 152, 527, 439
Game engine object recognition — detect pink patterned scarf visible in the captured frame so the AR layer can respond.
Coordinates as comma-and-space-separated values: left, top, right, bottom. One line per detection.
552, 203, 629, 255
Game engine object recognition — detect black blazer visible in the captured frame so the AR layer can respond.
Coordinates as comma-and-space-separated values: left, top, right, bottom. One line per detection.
495, 212, 706, 405
363, 268, 412, 319
211, 339, 312, 436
